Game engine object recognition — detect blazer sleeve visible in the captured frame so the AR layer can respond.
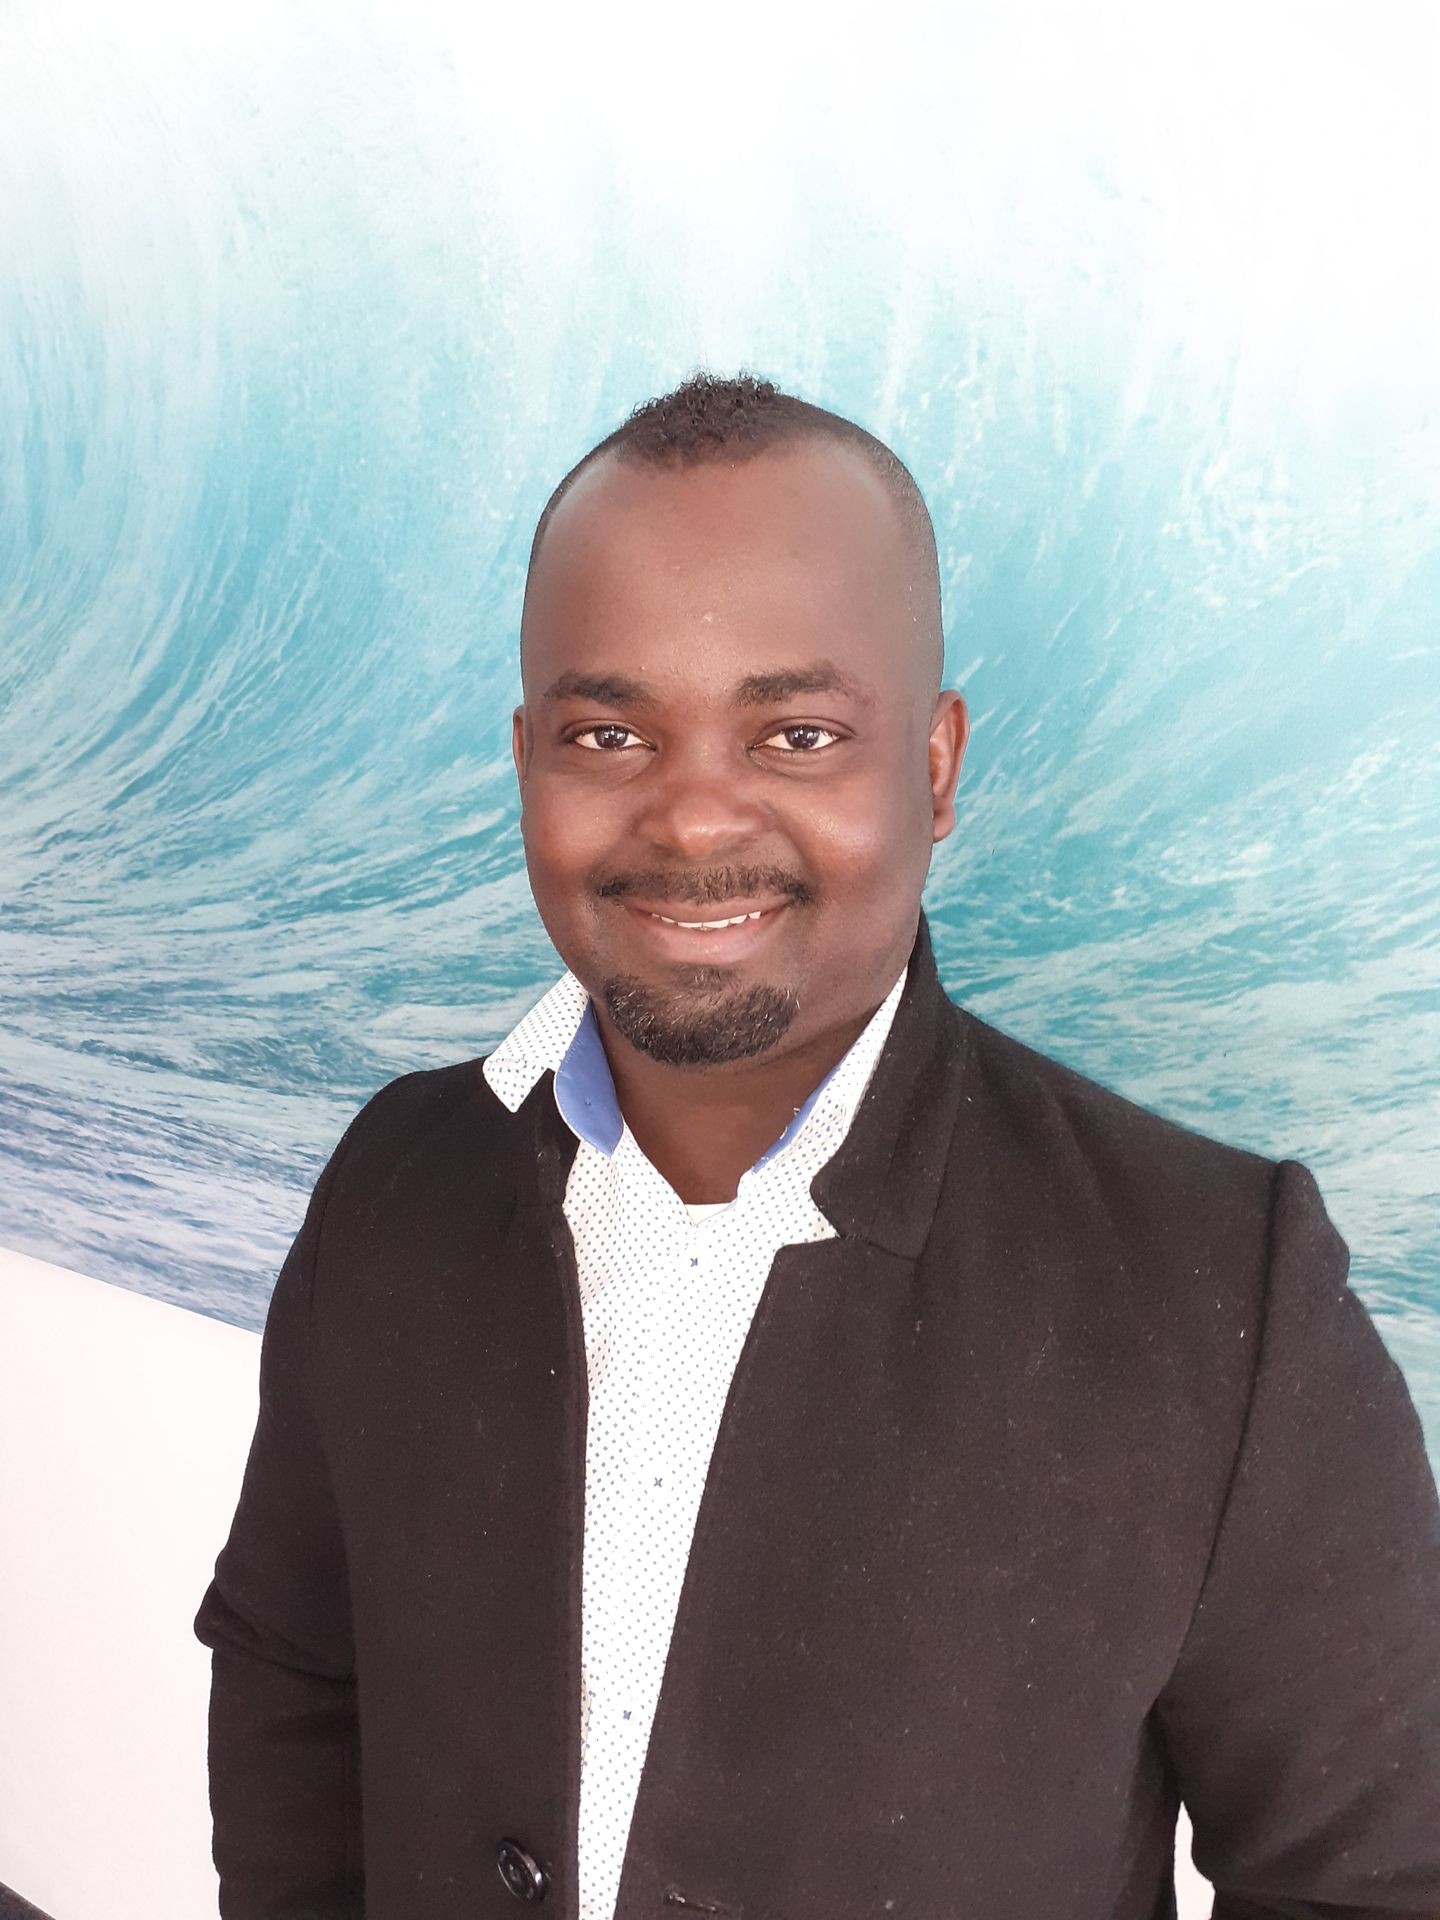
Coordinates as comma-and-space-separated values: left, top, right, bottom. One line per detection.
1155, 1157, 1440, 1920
193, 1091, 385, 1919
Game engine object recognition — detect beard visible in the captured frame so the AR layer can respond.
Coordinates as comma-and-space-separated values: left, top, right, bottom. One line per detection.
601, 967, 800, 1067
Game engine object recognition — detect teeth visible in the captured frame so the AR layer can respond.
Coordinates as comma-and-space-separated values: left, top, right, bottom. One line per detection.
651, 910, 766, 930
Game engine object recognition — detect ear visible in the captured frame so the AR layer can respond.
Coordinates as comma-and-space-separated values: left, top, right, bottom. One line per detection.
928, 690, 969, 843
511, 705, 526, 790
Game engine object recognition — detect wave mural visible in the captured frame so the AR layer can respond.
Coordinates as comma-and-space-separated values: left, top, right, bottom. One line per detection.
1, 3, 1437, 1461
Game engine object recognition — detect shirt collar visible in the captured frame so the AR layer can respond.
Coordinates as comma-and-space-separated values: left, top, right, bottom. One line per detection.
483, 965, 908, 1171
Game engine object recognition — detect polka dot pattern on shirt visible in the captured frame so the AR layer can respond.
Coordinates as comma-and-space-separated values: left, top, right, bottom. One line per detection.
483, 968, 906, 1920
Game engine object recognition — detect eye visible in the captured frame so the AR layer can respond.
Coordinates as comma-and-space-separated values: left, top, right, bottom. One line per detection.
758, 723, 842, 753
568, 723, 649, 752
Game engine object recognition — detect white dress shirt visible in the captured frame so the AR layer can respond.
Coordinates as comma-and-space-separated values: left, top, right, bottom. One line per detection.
482, 965, 906, 1920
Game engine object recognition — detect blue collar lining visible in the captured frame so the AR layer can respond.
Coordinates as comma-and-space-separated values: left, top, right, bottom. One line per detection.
553, 1001, 839, 1169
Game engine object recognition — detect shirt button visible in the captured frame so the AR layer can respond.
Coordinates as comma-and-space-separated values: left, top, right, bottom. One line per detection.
496, 1838, 548, 1901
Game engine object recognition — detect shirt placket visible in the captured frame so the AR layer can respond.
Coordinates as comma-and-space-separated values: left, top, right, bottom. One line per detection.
577, 1145, 688, 1919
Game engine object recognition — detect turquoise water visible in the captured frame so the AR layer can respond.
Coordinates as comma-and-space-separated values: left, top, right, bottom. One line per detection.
0, 8, 1436, 1466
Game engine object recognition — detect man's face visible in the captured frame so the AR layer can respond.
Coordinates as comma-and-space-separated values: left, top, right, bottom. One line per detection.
513, 439, 968, 1071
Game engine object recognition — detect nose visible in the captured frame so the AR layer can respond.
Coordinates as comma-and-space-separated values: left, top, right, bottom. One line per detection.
629, 735, 769, 862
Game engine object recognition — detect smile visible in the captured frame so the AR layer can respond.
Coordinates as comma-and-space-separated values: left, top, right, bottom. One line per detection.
647, 910, 767, 930
616, 898, 792, 959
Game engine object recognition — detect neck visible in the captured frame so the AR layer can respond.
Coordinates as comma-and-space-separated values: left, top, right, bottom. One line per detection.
595, 1002, 880, 1204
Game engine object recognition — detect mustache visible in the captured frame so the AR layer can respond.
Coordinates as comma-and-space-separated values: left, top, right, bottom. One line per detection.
595, 866, 815, 909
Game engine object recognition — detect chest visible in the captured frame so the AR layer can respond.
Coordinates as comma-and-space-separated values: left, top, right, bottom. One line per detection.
313, 1171, 1221, 1917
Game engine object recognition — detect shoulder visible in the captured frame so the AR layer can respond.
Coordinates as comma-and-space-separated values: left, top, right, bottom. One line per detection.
341, 1055, 510, 1146
314, 1056, 528, 1228
946, 1000, 1281, 1253
956, 1000, 1274, 1177
352, 1056, 501, 1129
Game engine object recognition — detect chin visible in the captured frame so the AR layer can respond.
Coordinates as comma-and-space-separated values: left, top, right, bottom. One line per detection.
599, 971, 801, 1069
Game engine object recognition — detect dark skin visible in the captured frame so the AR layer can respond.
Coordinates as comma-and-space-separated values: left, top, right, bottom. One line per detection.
513, 438, 969, 1202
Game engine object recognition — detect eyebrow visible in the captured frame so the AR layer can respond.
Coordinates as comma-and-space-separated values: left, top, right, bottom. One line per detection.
732, 663, 872, 708
540, 660, 872, 710
541, 671, 658, 710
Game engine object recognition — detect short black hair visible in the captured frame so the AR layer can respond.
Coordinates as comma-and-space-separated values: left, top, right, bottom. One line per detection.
523, 370, 943, 680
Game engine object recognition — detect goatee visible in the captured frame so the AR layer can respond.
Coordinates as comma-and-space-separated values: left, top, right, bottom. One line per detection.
601, 971, 799, 1067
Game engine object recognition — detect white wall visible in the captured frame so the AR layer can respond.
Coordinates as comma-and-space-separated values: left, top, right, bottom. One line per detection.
0, 1248, 1213, 1919
0, 1249, 252, 1917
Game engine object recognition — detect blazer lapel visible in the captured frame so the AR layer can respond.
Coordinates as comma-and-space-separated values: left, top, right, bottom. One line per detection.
810, 910, 971, 1258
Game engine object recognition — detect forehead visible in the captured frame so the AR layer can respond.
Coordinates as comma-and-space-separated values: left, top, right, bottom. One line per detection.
521, 440, 924, 697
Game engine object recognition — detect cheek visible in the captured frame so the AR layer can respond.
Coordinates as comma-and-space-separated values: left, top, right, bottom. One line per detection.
796, 778, 930, 899
522, 775, 608, 870
520, 786, 600, 926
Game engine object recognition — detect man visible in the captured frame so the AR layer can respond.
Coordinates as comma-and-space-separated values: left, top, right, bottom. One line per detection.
194, 373, 1440, 1920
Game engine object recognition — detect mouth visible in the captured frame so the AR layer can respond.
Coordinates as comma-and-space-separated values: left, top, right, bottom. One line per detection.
614, 897, 794, 959
642, 906, 772, 931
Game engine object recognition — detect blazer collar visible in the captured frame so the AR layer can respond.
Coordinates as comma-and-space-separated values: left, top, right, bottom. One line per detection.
516, 910, 967, 1259
808, 911, 968, 1259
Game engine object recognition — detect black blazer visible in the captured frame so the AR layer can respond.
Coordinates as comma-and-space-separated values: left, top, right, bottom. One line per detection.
195, 916, 1440, 1919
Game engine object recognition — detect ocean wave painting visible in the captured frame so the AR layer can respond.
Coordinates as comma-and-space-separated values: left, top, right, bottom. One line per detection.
1, 3, 1437, 1462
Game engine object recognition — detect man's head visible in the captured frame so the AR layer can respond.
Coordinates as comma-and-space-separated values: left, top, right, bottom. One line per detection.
512, 371, 969, 1073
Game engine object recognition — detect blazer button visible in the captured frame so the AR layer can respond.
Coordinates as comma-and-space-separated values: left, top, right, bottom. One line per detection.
496, 1838, 548, 1902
